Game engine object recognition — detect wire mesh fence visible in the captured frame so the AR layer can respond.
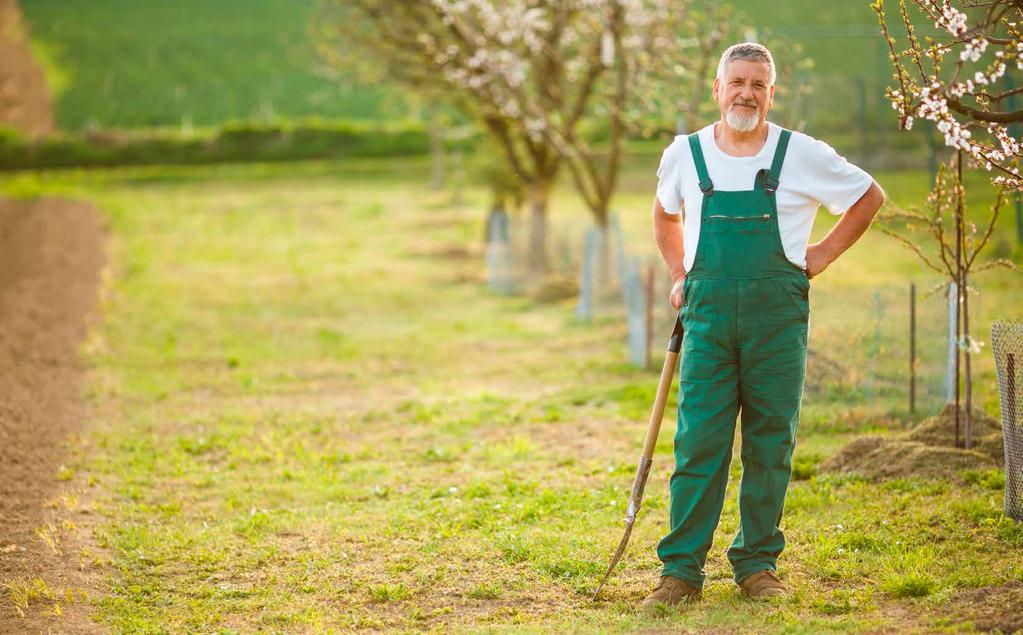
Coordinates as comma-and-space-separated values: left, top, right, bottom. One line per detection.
486, 213, 1002, 422
992, 321, 1023, 522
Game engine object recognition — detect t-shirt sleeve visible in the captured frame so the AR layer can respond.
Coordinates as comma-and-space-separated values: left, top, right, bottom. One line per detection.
655, 140, 684, 214
804, 138, 873, 215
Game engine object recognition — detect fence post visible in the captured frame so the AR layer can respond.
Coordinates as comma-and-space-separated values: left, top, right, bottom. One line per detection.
485, 206, 512, 294
1009, 352, 1017, 428
611, 213, 627, 291
945, 282, 958, 403
910, 282, 916, 414
625, 257, 646, 367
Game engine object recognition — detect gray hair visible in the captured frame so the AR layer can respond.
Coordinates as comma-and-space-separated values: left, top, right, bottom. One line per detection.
716, 42, 776, 86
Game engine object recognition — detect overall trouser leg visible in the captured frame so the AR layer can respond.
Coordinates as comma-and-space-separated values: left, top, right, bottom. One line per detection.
656, 279, 740, 589
727, 276, 809, 583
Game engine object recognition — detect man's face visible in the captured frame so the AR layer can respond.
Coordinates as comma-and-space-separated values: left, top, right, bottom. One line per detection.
713, 59, 775, 133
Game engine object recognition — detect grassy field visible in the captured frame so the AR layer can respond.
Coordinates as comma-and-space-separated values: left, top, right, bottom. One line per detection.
21, 0, 924, 134
2, 153, 1022, 632
20, 0, 413, 129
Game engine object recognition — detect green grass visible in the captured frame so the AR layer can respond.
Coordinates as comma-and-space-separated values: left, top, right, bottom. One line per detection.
2, 153, 1022, 632
20, 0, 413, 129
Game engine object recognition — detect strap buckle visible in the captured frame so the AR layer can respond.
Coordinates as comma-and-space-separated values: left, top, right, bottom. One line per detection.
758, 168, 779, 195
698, 179, 714, 196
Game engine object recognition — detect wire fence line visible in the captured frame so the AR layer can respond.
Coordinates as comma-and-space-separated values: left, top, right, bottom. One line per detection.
486, 212, 993, 417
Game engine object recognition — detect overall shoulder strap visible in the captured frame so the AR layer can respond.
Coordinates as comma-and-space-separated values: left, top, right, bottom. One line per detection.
687, 132, 714, 196
763, 129, 791, 194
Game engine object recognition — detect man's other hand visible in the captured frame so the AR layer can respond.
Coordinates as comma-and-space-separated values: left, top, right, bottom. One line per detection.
804, 243, 832, 279
670, 277, 685, 309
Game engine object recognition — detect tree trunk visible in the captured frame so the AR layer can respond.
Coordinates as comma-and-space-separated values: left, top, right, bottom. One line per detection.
594, 207, 613, 300
954, 151, 964, 448
527, 182, 550, 275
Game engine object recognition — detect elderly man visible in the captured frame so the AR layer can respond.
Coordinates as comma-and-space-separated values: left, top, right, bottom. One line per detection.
643, 42, 885, 609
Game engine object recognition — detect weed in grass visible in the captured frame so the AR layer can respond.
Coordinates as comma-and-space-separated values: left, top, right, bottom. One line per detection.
467, 582, 503, 600
57, 464, 75, 481
368, 583, 412, 602
963, 468, 1006, 490
883, 478, 950, 496
995, 517, 1023, 546
883, 573, 935, 598
35, 524, 62, 556
536, 557, 602, 581
497, 535, 531, 564
791, 453, 822, 481
423, 445, 457, 463
1, 577, 69, 618
952, 497, 1004, 526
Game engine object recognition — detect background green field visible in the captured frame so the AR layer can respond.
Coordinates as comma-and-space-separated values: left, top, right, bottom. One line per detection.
21, 0, 921, 139
20, 0, 413, 129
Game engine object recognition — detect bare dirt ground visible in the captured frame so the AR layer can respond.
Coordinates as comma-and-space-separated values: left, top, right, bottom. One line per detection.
0, 0, 55, 136
0, 197, 106, 631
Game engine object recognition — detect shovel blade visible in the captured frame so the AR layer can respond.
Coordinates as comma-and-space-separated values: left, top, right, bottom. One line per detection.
591, 517, 637, 600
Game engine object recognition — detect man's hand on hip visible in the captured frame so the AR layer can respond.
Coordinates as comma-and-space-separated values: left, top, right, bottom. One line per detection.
804, 243, 832, 279
805, 181, 886, 279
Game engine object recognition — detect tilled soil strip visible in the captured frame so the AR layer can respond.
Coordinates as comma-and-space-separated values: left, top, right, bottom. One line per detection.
0, 197, 105, 632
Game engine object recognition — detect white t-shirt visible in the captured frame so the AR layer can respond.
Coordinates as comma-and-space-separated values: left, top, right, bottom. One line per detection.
656, 122, 873, 272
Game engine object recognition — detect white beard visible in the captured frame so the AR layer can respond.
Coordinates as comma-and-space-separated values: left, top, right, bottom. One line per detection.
726, 105, 759, 132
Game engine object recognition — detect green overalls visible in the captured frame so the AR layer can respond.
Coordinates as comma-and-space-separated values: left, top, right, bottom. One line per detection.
657, 129, 809, 588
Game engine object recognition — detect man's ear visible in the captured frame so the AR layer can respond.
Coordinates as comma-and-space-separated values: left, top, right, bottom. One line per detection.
712, 77, 720, 102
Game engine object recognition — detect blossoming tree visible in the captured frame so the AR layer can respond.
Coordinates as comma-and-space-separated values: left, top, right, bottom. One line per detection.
875, 0, 1023, 185
874, 0, 1022, 448
316, 0, 700, 276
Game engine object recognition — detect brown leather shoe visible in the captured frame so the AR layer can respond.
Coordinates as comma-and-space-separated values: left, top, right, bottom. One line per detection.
640, 575, 702, 612
737, 569, 787, 598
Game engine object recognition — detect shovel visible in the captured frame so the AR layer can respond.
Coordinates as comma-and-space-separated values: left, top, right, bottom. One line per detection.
592, 315, 684, 600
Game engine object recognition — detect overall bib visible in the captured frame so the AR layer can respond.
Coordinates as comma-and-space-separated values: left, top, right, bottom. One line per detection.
656, 129, 809, 588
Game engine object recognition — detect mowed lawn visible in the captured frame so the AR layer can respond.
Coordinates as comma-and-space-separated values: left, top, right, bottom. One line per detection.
4, 155, 1023, 632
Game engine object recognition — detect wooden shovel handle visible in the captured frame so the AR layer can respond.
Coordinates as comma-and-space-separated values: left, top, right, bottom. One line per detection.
640, 316, 683, 459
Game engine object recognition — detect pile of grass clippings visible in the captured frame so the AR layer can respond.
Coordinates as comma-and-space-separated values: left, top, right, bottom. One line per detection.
820, 404, 1004, 482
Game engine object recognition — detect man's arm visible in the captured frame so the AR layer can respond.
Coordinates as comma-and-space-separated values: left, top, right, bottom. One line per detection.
653, 197, 686, 308
805, 180, 886, 279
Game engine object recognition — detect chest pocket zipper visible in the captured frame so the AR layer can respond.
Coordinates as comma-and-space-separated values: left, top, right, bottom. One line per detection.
707, 214, 771, 221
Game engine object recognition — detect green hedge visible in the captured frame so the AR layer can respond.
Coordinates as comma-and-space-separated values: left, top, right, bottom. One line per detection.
0, 119, 470, 171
